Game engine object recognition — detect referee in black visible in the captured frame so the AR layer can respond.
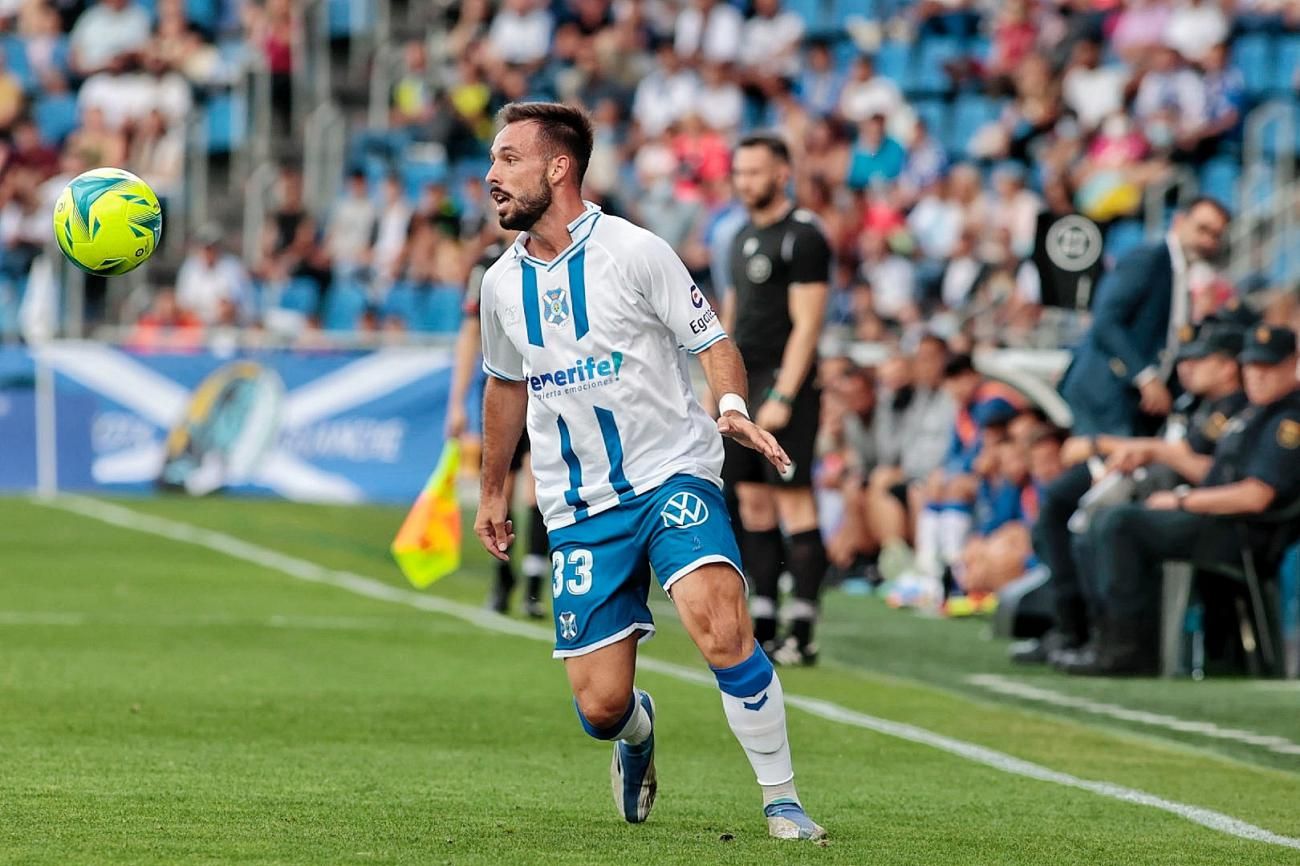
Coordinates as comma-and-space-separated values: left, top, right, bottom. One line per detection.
722, 134, 832, 665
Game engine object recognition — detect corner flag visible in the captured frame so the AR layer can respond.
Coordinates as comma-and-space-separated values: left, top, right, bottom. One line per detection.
391, 440, 462, 588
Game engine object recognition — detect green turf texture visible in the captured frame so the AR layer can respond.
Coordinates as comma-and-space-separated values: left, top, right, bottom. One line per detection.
2, 495, 1299, 865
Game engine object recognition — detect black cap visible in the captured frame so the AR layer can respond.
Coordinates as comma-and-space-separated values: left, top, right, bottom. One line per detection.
1176, 323, 1245, 361
1240, 325, 1299, 365
1204, 296, 1262, 330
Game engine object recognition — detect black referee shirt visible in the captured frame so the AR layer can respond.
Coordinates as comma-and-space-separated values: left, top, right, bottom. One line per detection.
728, 207, 832, 374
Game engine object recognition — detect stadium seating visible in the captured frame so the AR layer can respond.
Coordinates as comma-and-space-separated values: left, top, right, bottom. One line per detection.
321, 280, 368, 331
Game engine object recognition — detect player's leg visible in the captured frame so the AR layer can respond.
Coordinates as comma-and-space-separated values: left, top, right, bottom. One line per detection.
517, 450, 548, 619
550, 511, 659, 823
488, 469, 519, 613
772, 486, 825, 665
732, 481, 783, 653
649, 476, 824, 841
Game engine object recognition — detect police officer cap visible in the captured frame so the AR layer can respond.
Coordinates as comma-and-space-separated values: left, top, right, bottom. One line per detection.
1239, 325, 1299, 365
1176, 323, 1245, 361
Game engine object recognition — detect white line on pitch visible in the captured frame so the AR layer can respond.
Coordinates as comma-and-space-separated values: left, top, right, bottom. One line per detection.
968, 674, 1300, 757
39, 494, 1300, 853
0, 610, 435, 633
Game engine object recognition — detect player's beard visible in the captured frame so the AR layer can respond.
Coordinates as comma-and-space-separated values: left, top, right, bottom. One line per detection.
497, 173, 553, 231
745, 178, 781, 213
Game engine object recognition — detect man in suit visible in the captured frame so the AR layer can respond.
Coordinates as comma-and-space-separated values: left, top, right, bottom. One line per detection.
1060, 197, 1230, 437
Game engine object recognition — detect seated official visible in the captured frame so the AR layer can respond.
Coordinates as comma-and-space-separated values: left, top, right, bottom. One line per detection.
1015, 323, 1249, 666
1060, 326, 1300, 676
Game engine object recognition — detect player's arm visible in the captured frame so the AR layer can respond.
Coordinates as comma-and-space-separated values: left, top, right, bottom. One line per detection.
446, 314, 480, 437
757, 224, 831, 432
697, 338, 790, 473
473, 273, 528, 561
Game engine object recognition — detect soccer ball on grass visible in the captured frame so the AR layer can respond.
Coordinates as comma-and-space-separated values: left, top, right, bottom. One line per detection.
52, 167, 162, 276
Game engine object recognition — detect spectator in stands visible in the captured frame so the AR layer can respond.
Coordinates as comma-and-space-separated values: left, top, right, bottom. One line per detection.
1060, 39, 1128, 134
0, 48, 25, 132
1110, 0, 1173, 66
1063, 325, 1300, 676
859, 230, 917, 325
0, 168, 47, 280
128, 109, 183, 202
898, 118, 947, 205
177, 225, 250, 326
798, 40, 843, 119
695, 61, 744, 134
675, 0, 743, 65
1165, 0, 1230, 66
839, 55, 904, 129
632, 39, 699, 138
487, 0, 554, 68
256, 165, 329, 291
1180, 41, 1245, 163
860, 335, 957, 579
324, 171, 378, 280
128, 287, 203, 352
69, 0, 150, 77
246, 0, 294, 133
984, 0, 1038, 91
1133, 43, 1207, 155
847, 113, 906, 190
1059, 196, 1230, 437
739, 0, 805, 86
1020, 322, 1249, 667
371, 174, 413, 297
989, 163, 1042, 259
9, 119, 59, 180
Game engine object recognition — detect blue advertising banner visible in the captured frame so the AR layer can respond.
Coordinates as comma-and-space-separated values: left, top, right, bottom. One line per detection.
2, 343, 454, 504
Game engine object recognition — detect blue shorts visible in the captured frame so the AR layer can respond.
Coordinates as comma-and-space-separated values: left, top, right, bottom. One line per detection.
547, 474, 743, 658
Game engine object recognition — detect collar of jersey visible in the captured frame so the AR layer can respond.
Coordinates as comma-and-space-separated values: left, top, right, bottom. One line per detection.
510, 202, 603, 271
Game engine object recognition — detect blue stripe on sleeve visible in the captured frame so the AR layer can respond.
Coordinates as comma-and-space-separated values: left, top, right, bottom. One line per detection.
556, 415, 589, 520
568, 248, 589, 341
594, 406, 635, 503
522, 262, 544, 347
687, 332, 728, 354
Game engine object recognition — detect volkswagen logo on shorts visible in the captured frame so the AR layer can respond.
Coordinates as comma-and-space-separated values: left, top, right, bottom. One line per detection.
661, 491, 709, 529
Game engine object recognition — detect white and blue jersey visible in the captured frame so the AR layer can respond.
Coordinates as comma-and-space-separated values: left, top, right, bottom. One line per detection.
479, 202, 729, 531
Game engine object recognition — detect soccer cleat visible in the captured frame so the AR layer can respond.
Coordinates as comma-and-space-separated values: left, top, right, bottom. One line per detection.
771, 636, 818, 667
764, 798, 826, 841
522, 596, 546, 619
610, 690, 656, 823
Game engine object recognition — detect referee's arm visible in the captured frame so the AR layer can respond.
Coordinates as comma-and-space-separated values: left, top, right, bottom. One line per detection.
768, 279, 828, 405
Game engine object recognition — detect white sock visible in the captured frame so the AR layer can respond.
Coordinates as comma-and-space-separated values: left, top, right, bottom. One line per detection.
613, 690, 652, 747
718, 667, 794, 788
938, 507, 972, 564
914, 505, 942, 575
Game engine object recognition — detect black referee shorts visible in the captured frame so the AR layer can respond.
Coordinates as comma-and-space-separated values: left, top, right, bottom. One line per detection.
509, 431, 530, 474
722, 367, 819, 489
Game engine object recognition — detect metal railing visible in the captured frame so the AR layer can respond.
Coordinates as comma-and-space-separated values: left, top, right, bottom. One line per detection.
184, 109, 211, 244
303, 102, 348, 218
243, 161, 280, 266
1226, 101, 1298, 284
1143, 166, 1197, 238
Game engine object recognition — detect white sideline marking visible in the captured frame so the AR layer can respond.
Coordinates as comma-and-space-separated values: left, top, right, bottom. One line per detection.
0, 610, 426, 632
40, 495, 1300, 852
968, 674, 1300, 758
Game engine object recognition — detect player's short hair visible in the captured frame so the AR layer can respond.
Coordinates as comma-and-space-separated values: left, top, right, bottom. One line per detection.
1185, 195, 1231, 223
497, 101, 595, 185
735, 133, 791, 164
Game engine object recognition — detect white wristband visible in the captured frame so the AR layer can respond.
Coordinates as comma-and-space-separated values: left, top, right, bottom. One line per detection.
718, 393, 749, 419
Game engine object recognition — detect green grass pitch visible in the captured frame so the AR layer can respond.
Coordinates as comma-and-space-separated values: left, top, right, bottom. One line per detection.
2, 495, 1299, 865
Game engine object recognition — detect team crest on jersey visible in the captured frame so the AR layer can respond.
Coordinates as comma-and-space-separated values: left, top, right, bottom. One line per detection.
543, 287, 570, 326
746, 254, 772, 283
559, 611, 579, 640
661, 491, 709, 529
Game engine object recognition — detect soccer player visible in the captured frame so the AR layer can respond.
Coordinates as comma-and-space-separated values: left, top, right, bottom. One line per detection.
446, 223, 549, 618
724, 135, 832, 665
473, 102, 825, 841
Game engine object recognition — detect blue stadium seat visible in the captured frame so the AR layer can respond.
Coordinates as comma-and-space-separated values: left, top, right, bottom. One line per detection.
321, 280, 367, 331
382, 281, 418, 326
784, 0, 827, 33
278, 277, 321, 316
1105, 220, 1146, 260
185, 0, 220, 33
402, 158, 448, 200
1275, 35, 1300, 95
3, 35, 35, 90
830, 0, 876, 27
206, 93, 246, 153
328, 0, 373, 37
34, 94, 78, 146
873, 41, 910, 86
911, 98, 949, 148
949, 94, 1000, 157
1234, 33, 1273, 99
907, 36, 960, 95
420, 285, 463, 334
1199, 158, 1241, 210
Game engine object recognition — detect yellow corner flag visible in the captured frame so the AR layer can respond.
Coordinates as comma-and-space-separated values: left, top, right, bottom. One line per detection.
391, 439, 462, 588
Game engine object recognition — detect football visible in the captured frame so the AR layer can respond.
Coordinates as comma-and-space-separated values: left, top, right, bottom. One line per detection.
52, 167, 163, 276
